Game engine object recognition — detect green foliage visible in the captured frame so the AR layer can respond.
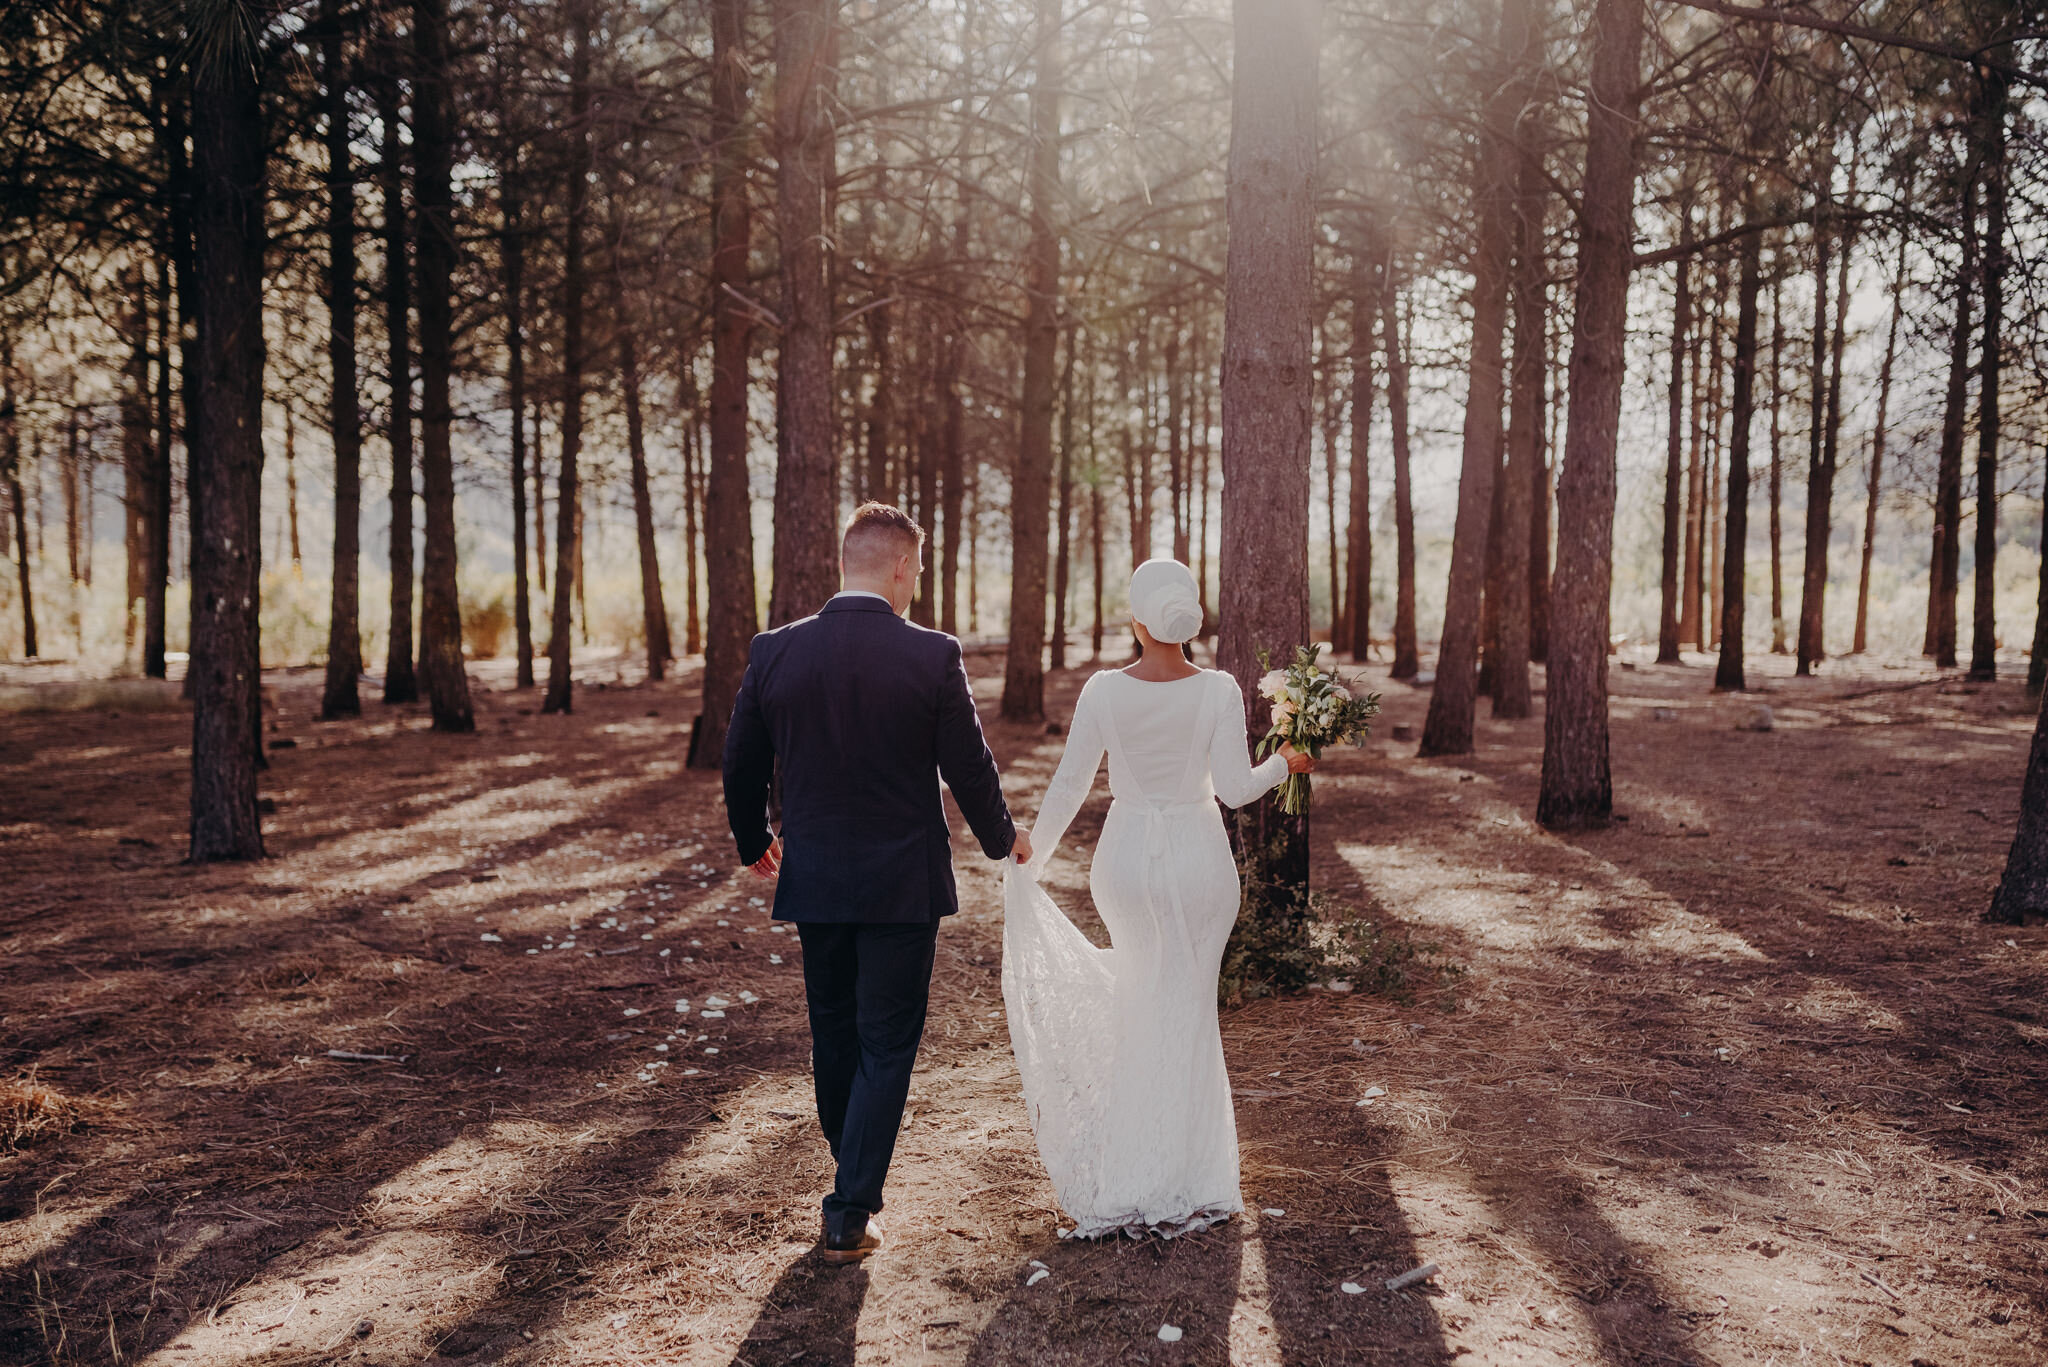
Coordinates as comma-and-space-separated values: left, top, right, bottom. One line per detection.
1219, 838, 1460, 1009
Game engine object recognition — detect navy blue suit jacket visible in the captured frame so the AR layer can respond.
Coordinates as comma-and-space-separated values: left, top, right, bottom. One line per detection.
722, 595, 1016, 923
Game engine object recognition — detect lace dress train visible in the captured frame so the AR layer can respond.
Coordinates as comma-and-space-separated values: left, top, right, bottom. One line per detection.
1002, 669, 1288, 1238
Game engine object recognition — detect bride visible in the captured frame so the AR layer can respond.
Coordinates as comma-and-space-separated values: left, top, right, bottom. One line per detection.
1004, 558, 1315, 1238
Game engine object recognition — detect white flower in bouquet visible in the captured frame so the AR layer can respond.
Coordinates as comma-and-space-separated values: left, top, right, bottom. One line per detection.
1254, 644, 1382, 816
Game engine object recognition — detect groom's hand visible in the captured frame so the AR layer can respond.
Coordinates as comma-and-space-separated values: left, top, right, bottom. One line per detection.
1010, 827, 1034, 865
749, 836, 783, 879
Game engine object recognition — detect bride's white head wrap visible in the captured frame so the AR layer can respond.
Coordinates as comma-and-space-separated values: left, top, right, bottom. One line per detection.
1129, 558, 1203, 645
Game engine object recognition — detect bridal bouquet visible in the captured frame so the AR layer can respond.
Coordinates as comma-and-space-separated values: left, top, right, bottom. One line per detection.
1256, 645, 1381, 816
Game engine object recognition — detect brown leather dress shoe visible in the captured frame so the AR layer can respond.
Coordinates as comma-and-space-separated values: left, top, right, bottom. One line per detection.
820, 1216, 883, 1265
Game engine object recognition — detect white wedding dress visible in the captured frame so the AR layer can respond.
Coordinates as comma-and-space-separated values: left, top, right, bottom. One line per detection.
1002, 668, 1289, 1238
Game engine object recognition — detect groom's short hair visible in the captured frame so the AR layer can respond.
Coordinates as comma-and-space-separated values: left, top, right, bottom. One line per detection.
842, 502, 924, 576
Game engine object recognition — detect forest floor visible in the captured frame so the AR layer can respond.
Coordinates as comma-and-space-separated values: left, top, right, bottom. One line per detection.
2, 642, 2045, 1367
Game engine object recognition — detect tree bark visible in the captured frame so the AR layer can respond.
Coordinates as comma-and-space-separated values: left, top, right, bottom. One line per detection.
1927, 197, 1974, 667
320, 0, 363, 719
1658, 232, 1690, 663
1001, 0, 1061, 724
505, 181, 534, 689
1988, 685, 2048, 923
1714, 230, 1761, 692
1854, 220, 1909, 656
1, 390, 35, 659
863, 304, 892, 508
531, 399, 547, 597
1795, 205, 1835, 676
1419, 4, 1518, 758
1680, 273, 1705, 648
1345, 241, 1377, 663
692, 0, 759, 767
1536, 0, 1643, 830
1968, 68, 2008, 682
1052, 328, 1076, 670
411, 0, 474, 732
544, 1, 593, 716
1494, 114, 1544, 719
2030, 464, 2048, 697
122, 269, 153, 664
769, 0, 840, 627
283, 404, 302, 569
683, 376, 704, 658
187, 44, 268, 861
374, 57, 417, 705
938, 291, 967, 635
1767, 271, 1787, 653
1219, 0, 1319, 910
1322, 335, 1345, 652
621, 316, 672, 678
1384, 281, 1419, 679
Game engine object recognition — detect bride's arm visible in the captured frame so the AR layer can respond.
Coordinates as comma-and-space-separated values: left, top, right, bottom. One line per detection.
1210, 673, 1290, 809
1023, 676, 1108, 878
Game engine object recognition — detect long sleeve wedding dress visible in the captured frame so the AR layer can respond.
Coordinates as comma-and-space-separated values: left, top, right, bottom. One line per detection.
1002, 667, 1289, 1238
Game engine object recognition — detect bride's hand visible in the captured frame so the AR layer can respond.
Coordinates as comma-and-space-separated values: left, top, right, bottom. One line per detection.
1011, 826, 1034, 865
1279, 742, 1316, 775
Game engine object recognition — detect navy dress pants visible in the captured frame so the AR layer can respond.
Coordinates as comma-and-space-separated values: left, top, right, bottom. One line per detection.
795, 920, 940, 1243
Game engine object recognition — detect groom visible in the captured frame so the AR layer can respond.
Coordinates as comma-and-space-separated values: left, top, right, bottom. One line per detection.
723, 502, 1031, 1264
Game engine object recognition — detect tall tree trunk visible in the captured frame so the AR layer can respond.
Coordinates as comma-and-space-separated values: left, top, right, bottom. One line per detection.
187, 45, 267, 861
283, 404, 302, 569
506, 184, 534, 689
375, 58, 417, 705
1322, 339, 1345, 651
1715, 229, 1762, 692
683, 380, 704, 657
544, 1, 593, 715
122, 269, 152, 664
1090, 476, 1106, 659
531, 399, 547, 596
140, 265, 172, 677
693, 0, 759, 767
863, 304, 892, 507
1657, 231, 1690, 663
62, 409, 80, 591
1767, 271, 1787, 653
770, 0, 840, 627
1927, 212, 1974, 667
1051, 329, 1076, 669
912, 375, 939, 627
320, 0, 363, 719
1001, 0, 1061, 723
938, 293, 967, 634
1988, 684, 2048, 923
1536, 0, 1643, 830
1969, 69, 2008, 682
1705, 262, 1727, 645
1680, 276, 1705, 648
1795, 204, 1835, 676
1219, 0, 1318, 912
1419, 4, 1517, 758
1528, 297, 1553, 663
1, 387, 35, 659
2030, 461, 2048, 697
1345, 240, 1377, 663
1385, 281, 1419, 679
1854, 221, 1909, 656
1495, 115, 1544, 719
1167, 321, 1187, 569
412, 0, 474, 732
621, 315, 672, 677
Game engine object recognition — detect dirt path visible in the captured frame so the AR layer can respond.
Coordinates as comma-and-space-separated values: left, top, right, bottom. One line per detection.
2, 649, 2043, 1366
